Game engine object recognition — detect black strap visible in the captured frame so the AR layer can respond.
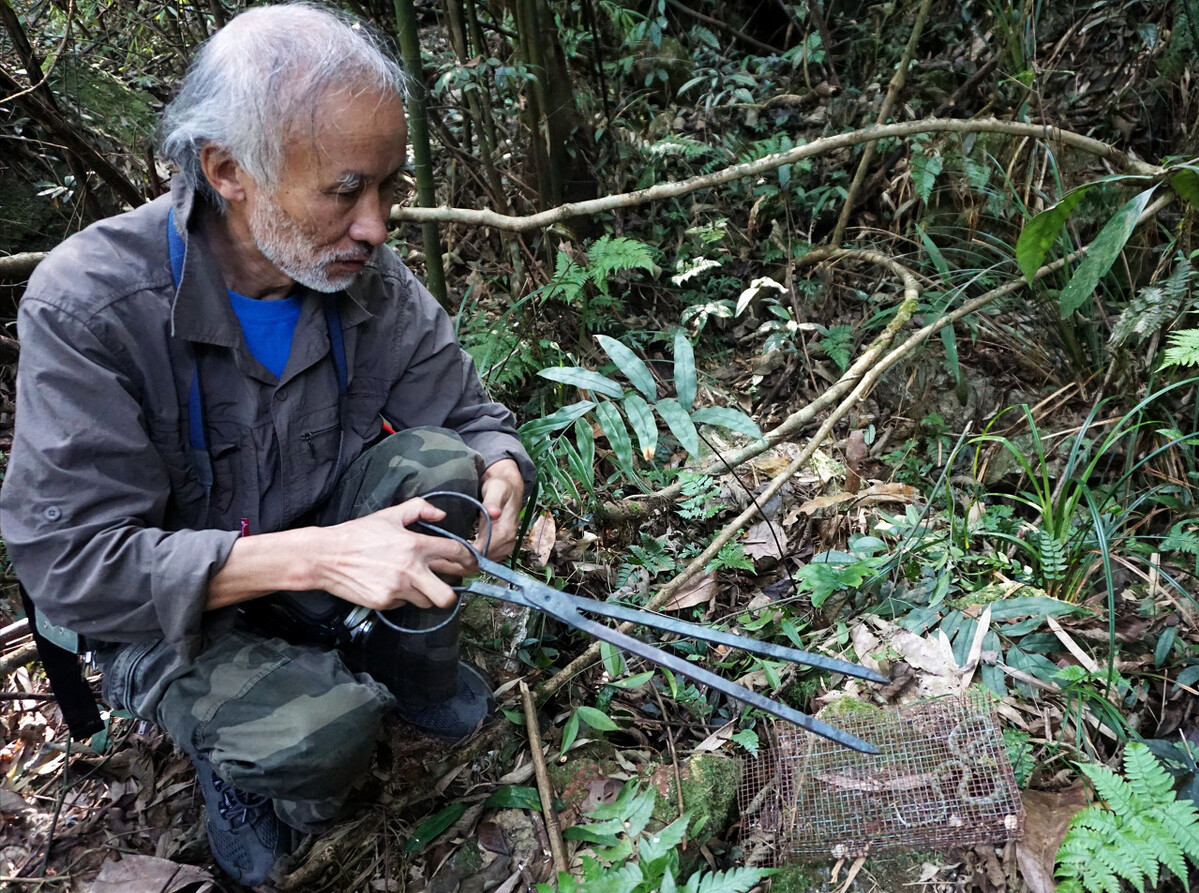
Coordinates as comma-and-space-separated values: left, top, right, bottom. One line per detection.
19, 584, 103, 741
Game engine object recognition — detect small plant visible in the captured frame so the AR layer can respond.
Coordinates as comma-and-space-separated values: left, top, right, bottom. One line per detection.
1055, 742, 1199, 893
537, 329, 763, 486
547, 780, 768, 893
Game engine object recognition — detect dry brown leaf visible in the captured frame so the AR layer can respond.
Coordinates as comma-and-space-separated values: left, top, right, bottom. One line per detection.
83, 854, 214, 893
1015, 784, 1089, 893
798, 492, 855, 514
524, 511, 556, 566
660, 571, 717, 611
742, 520, 788, 561
856, 483, 920, 504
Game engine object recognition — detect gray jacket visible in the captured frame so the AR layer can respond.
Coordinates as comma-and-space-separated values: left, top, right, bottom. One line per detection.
0, 180, 533, 661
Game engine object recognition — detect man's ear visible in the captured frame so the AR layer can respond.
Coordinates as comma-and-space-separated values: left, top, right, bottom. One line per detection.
199, 144, 250, 205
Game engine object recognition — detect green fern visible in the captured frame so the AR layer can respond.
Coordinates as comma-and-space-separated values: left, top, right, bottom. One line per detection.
1110, 253, 1194, 347
1162, 328, 1199, 369
586, 236, 657, 295
1056, 742, 1199, 893
1162, 520, 1199, 557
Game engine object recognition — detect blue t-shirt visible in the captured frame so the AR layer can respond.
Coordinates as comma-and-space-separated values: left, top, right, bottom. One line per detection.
228, 291, 303, 378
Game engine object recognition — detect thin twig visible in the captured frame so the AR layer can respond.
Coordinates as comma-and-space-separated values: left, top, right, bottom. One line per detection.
651, 685, 687, 832
519, 681, 568, 878
831, 0, 935, 245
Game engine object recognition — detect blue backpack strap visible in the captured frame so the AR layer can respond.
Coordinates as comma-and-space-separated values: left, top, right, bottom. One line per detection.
168, 209, 213, 482
323, 295, 347, 395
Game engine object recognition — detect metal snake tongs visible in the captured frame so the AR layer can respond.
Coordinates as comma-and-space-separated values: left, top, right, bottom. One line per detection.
415, 492, 886, 754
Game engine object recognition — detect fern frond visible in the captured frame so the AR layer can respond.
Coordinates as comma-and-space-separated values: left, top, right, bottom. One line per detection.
1078, 760, 1138, 819
586, 236, 656, 292
1162, 328, 1199, 369
1110, 253, 1194, 346
1125, 744, 1176, 803
1162, 520, 1199, 555
1159, 799, 1199, 863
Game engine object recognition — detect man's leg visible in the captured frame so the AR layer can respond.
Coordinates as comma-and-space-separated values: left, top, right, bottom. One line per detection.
98, 629, 394, 884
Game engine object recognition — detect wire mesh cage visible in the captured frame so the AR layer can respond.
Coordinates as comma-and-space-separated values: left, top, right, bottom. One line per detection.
737, 692, 1025, 865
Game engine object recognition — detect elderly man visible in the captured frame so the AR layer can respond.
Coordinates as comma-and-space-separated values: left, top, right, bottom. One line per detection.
0, 3, 532, 886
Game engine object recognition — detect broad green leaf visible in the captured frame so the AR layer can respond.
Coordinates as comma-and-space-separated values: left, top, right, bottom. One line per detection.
674, 330, 698, 411
538, 366, 623, 399
596, 335, 657, 401
985, 595, 1083, 620
1013, 173, 1153, 282
689, 406, 764, 441
485, 785, 543, 810
1170, 165, 1199, 207
1016, 189, 1090, 283
607, 670, 654, 689
519, 400, 595, 439
623, 393, 658, 461
561, 711, 580, 754
595, 401, 636, 475
403, 802, 467, 852
735, 276, 785, 316
655, 398, 700, 457
600, 641, 626, 677
1058, 186, 1157, 318
577, 705, 619, 730
562, 825, 622, 846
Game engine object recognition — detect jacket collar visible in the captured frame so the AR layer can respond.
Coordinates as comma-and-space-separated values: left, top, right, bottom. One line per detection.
167, 177, 374, 346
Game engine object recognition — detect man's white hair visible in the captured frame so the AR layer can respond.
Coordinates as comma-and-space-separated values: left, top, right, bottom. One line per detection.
159, 2, 408, 207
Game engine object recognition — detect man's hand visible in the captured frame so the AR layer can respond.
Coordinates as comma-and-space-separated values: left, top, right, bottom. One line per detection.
206, 498, 474, 612
475, 459, 525, 560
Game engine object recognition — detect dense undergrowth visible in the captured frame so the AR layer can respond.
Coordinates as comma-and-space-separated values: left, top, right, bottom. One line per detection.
1, 0, 1199, 891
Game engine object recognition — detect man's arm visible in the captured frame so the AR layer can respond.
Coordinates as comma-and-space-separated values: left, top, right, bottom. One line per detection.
206, 498, 473, 610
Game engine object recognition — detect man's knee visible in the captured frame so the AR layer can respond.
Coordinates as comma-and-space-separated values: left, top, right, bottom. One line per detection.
324, 426, 486, 528
156, 632, 394, 803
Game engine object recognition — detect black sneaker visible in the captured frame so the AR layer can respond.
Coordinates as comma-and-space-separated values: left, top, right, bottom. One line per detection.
394, 663, 495, 740
192, 752, 295, 887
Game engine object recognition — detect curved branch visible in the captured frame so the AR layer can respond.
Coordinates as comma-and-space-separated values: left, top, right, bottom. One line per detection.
393, 117, 1159, 231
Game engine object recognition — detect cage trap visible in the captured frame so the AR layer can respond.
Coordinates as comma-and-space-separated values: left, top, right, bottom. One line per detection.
737, 692, 1025, 865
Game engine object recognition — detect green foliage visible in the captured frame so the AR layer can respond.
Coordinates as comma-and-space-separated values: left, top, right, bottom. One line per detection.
534, 328, 763, 491
1055, 743, 1199, 893
1110, 253, 1195, 348
1161, 329, 1199, 369
543, 780, 768, 893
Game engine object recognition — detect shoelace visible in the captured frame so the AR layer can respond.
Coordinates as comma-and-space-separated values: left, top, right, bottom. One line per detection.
212, 775, 270, 828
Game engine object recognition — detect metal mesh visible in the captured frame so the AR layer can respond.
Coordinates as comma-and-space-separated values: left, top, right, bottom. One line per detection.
737, 693, 1024, 865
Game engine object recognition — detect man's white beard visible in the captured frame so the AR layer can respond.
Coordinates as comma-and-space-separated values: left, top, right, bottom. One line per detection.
248, 189, 371, 293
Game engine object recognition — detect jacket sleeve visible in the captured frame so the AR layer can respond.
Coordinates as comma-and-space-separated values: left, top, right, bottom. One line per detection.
0, 295, 239, 660
382, 265, 536, 493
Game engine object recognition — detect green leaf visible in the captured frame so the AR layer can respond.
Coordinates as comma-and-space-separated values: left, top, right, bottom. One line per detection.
689, 406, 764, 441
623, 393, 658, 462
608, 670, 655, 689
539, 366, 624, 399
1017, 190, 1090, 283
595, 401, 637, 475
577, 705, 620, 731
1059, 186, 1157, 318
596, 335, 657, 401
601, 641, 626, 678
1171, 166, 1199, 208
731, 729, 760, 754
639, 814, 690, 864
519, 400, 595, 439
561, 711, 581, 754
485, 785, 544, 810
655, 398, 700, 457
403, 802, 467, 852
674, 330, 698, 411
1154, 628, 1177, 668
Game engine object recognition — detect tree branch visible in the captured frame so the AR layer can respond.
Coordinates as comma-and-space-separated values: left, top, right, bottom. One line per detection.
392, 117, 1158, 232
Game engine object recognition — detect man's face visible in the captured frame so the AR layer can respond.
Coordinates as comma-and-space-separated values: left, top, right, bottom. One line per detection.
246, 87, 408, 293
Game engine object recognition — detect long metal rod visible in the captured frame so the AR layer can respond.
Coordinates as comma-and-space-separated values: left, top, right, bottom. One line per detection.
466, 578, 886, 683
465, 578, 879, 753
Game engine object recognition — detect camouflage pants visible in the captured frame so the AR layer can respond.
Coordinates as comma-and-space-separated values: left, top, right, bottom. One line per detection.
97, 427, 485, 831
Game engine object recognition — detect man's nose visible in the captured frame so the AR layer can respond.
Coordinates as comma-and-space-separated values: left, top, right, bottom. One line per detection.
349, 194, 389, 246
